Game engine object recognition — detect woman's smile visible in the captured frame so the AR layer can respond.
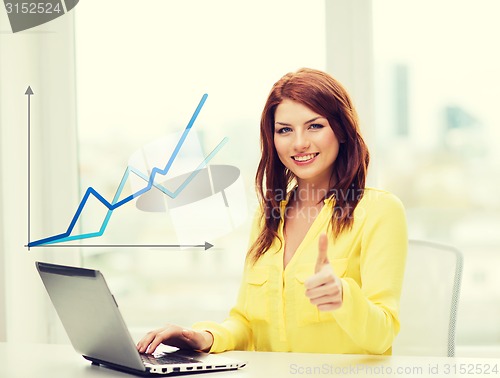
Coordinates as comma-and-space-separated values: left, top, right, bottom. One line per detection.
291, 152, 319, 163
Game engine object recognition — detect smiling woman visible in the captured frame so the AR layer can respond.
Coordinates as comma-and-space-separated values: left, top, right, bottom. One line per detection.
138, 68, 408, 355
253, 68, 372, 263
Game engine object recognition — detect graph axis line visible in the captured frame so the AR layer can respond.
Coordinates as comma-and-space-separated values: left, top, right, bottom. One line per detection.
28, 94, 223, 248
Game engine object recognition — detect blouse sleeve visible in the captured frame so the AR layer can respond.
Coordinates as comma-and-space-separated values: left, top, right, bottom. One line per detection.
331, 191, 408, 354
191, 274, 253, 352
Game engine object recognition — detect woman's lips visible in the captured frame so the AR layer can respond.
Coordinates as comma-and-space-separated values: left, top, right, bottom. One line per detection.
291, 153, 319, 165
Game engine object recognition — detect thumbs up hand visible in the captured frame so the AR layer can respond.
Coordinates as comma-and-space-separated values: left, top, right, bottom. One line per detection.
304, 233, 343, 311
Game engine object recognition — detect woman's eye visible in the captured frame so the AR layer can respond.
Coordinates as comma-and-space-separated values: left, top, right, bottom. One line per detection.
309, 123, 324, 130
276, 127, 292, 134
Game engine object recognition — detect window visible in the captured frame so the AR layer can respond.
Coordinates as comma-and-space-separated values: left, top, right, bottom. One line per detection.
74, 0, 326, 334
372, 0, 500, 347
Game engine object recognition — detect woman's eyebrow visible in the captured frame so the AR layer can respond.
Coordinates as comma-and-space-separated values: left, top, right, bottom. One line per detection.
275, 116, 324, 126
275, 121, 292, 126
304, 116, 324, 124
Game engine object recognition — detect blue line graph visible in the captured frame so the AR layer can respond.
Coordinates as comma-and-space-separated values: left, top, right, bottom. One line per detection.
28, 94, 226, 247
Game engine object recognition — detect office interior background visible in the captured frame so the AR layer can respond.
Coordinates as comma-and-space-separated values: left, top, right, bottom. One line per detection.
1, 0, 499, 357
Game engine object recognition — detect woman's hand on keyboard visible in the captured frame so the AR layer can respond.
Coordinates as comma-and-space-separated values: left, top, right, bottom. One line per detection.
136, 324, 214, 354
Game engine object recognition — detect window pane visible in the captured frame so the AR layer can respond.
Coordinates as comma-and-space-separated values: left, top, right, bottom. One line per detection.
74, 0, 326, 333
373, 0, 500, 346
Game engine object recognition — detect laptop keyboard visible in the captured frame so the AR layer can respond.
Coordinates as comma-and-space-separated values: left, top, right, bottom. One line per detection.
141, 353, 202, 365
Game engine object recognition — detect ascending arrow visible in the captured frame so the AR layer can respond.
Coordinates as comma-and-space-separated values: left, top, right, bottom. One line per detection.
26, 86, 34, 251
25, 242, 214, 251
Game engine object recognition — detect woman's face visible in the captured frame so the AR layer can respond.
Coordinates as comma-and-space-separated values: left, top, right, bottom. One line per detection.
273, 99, 340, 189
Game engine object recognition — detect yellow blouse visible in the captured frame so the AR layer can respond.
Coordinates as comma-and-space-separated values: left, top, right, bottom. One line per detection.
193, 188, 408, 355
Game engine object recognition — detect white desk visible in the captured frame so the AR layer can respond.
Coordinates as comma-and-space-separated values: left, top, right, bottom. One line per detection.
1, 342, 499, 378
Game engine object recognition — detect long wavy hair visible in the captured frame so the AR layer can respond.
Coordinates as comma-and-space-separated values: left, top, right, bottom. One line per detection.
248, 68, 370, 262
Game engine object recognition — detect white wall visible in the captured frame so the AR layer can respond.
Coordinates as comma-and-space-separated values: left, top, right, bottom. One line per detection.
325, 0, 376, 184
0, 10, 80, 343
0, 119, 5, 341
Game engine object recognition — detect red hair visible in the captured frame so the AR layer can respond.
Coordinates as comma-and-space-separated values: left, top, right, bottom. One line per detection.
248, 68, 370, 262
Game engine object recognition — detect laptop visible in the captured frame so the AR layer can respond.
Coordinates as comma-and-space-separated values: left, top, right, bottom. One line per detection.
36, 261, 246, 376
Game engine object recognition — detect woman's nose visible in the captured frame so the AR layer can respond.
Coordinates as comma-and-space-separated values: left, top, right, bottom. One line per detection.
293, 132, 310, 151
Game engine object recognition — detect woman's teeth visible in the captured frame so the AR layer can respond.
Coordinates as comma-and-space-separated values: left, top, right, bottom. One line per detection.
292, 153, 317, 162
